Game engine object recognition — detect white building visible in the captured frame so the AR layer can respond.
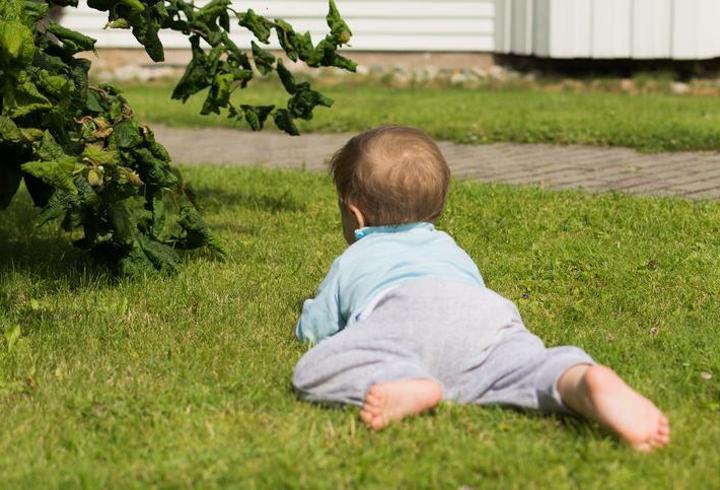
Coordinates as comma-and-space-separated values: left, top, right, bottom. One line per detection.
63, 0, 720, 60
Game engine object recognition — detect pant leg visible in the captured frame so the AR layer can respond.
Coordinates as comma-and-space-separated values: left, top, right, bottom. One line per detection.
459, 329, 594, 414
292, 321, 434, 407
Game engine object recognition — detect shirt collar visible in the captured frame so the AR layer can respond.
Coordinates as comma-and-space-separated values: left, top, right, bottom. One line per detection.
354, 222, 435, 241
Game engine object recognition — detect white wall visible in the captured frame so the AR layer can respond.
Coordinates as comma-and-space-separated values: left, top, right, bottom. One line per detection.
61, 0, 496, 52
495, 0, 720, 59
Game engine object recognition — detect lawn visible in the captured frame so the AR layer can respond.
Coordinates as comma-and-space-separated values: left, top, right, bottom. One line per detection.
119, 81, 720, 152
1, 165, 719, 488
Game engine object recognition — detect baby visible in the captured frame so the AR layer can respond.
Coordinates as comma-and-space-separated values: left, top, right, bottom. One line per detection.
292, 125, 670, 452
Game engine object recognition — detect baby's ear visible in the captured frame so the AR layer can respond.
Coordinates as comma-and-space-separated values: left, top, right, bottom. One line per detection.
347, 203, 366, 229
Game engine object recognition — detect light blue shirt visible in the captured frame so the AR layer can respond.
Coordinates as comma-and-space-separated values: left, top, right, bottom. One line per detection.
295, 222, 485, 344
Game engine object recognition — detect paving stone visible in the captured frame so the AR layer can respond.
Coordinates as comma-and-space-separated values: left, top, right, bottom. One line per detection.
685, 188, 720, 199
676, 180, 720, 194
622, 181, 673, 194
152, 125, 720, 200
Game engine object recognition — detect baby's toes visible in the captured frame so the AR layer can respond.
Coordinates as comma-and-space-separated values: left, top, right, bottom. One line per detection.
360, 409, 374, 426
367, 386, 386, 404
370, 414, 387, 431
365, 392, 382, 409
650, 436, 669, 449
363, 403, 381, 417
654, 427, 671, 446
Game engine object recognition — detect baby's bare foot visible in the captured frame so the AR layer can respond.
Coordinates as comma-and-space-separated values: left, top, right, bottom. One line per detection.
571, 365, 671, 452
360, 379, 443, 430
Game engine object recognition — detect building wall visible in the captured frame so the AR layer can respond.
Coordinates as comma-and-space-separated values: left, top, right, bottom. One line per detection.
495, 0, 720, 59
62, 0, 496, 52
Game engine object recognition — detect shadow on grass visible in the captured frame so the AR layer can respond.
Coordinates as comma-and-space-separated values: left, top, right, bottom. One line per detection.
507, 405, 614, 446
0, 190, 227, 292
0, 193, 109, 288
194, 187, 307, 214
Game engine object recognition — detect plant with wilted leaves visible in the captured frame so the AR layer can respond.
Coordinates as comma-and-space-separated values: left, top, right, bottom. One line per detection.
0, 0, 354, 276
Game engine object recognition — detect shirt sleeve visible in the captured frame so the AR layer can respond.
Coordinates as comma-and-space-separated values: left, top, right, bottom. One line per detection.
295, 258, 346, 344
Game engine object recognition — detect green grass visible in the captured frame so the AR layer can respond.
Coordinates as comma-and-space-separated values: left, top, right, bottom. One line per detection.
1, 166, 719, 488
120, 81, 720, 152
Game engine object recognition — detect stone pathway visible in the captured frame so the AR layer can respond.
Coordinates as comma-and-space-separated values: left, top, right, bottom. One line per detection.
153, 125, 720, 200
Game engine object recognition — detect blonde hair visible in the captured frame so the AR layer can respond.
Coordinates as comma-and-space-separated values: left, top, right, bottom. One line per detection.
329, 125, 450, 226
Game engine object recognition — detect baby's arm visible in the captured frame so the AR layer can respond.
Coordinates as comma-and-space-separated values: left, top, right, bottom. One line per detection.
295, 259, 345, 344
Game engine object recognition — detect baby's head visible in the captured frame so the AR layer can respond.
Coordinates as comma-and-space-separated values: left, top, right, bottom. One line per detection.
330, 125, 450, 243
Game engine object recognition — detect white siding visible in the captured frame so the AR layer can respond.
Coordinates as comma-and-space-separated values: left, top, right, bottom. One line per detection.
549, 0, 591, 58
496, 0, 720, 60
631, 0, 672, 58
591, 0, 631, 58
61, 0, 495, 52
671, 0, 720, 59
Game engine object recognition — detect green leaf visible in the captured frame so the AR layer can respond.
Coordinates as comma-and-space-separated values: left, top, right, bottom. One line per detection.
273, 20, 314, 62
139, 235, 179, 275
130, 147, 178, 188
67, 58, 91, 99
107, 18, 130, 29
130, 6, 165, 62
0, 116, 24, 144
197, 0, 231, 25
74, 173, 101, 207
326, 0, 352, 45
19, 128, 43, 142
35, 190, 72, 226
201, 72, 235, 115
116, 241, 155, 278
24, 1, 50, 24
86, 0, 114, 10
306, 37, 357, 71
237, 9, 273, 44
146, 139, 171, 162
121, 0, 145, 12
86, 89, 106, 113
21, 156, 80, 195
2, 71, 52, 117
330, 53, 357, 72
37, 70, 75, 98
151, 192, 166, 238
171, 37, 212, 102
251, 41, 275, 75
218, 11, 230, 32
113, 120, 143, 148
240, 104, 274, 131
287, 86, 333, 120
172, 205, 224, 253
46, 22, 97, 54
276, 59, 296, 94
0, 20, 35, 65
273, 108, 299, 136
224, 39, 253, 72
109, 201, 136, 244
33, 51, 66, 72
82, 144, 119, 166
35, 131, 66, 161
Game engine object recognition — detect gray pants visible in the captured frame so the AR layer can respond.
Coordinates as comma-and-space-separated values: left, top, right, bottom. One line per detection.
293, 278, 593, 414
